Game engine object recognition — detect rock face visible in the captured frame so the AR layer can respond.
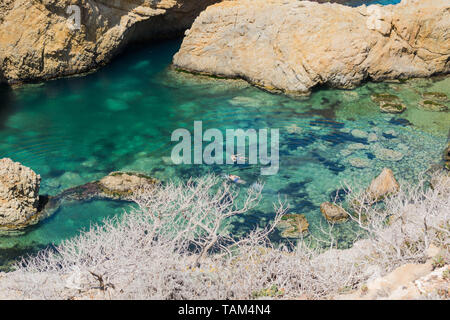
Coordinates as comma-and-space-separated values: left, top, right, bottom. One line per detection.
0, 158, 41, 229
0, 0, 220, 84
173, 0, 450, 95
367, 168, 400, 201
320, 202, 348, 223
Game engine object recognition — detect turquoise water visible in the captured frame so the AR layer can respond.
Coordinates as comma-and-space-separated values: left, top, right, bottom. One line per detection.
0, 37, 448, 268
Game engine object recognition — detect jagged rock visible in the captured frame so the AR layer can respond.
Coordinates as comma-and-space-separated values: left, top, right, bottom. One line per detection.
0, 0, 220, 84
0, 158, 41, 229
173, 0, 450, 95
277, 214, 309, 238
366, 168, 399, 201
320, 202, 349, 223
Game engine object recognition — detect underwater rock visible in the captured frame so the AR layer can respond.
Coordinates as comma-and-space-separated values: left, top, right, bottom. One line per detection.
351, 129, 368, 139
373, 146, 404, 161
366, 168, 400, 201
174, 0, 450, 95
0, 158, 41, 230
349, 157, 370, 168
277, 213, 309, 238
422, 92, 448, 102
320, 202, 348, 223
0, 0, 221, 84
380, 103, 407, 114
368, 133, 378, 143
98, 171, 160, 199
418, 100, 448, 112
371, 94, 406, 113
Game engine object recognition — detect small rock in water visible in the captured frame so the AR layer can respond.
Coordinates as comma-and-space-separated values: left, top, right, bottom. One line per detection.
384, 129, 397, 137
351, 129, 368, 139
320, 202, 349, 223
418, 100, 448, 112
366, 168, 400, 201
347, 143, 369, 150
277, 214, 309, 238
374, 147, 404, 161
349, 157, 370, 168
368, 132, 378, 142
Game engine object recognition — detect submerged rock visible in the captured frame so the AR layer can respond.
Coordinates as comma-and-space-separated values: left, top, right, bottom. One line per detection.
418, 100, 448, 112
0, 0, 221, 84
380, 103, 407, 114
320, 202, 349, 223
373, 147, 404, 161
351, 129, 368, 139
0, 158, 41, 230
422, 92, 448, 102
98, 171, 160, 199
277, 214, 309, 238
366, 168, 400, 201
349, 157, 370, 168
173, 0, 450, 95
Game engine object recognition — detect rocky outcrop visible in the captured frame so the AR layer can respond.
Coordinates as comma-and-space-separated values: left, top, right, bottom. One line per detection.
173, 0, 450, 95
0, 161, 160, 233
0, 0, 220, 84
0, 158, 41, 229
366, 168, 400, 201
320, 202, 349, 223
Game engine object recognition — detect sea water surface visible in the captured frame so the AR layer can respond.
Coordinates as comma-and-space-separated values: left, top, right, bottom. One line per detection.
0, 15, 448, 268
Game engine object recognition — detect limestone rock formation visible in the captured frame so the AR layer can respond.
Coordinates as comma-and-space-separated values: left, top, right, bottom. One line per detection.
367, 168, 399, 201
320, 202, 348, 223
173, 0, 450, 95
0, 158, 41, 229
0, 0, 220, 84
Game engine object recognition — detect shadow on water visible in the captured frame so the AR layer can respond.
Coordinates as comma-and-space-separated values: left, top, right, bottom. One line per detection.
0, 84, 16, 129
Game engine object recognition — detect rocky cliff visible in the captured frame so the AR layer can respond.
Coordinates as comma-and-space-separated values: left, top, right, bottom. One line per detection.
173, 0, 450, 95
0, 0, 220, 84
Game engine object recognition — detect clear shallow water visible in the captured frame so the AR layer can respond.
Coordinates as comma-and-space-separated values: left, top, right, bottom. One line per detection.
0, 37, 449, 268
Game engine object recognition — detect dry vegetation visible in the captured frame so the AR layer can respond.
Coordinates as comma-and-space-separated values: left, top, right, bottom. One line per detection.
0, 171, 448, 300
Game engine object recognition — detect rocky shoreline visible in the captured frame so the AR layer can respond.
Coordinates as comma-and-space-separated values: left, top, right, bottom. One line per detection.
173, 0, 450, 95
0, 158, 159, 234
0, 0, 220, 84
